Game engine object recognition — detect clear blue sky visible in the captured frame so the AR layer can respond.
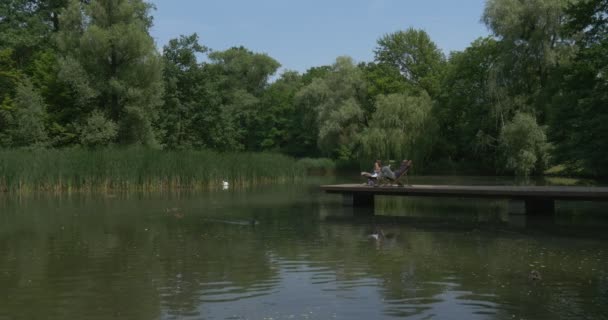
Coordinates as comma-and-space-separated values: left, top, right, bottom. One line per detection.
149, 0, 490, 74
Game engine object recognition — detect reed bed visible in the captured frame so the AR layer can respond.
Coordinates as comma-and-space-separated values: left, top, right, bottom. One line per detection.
0, 148, 305, 193
296, 157, 336, 175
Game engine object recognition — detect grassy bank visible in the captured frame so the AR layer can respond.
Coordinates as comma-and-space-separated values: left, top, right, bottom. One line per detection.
0, 148, 305, 193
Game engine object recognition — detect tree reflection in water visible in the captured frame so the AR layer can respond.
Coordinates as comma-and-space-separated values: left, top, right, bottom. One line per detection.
0, 181, 607, 319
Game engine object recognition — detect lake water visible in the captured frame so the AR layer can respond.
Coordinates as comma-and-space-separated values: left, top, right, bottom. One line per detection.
1, 176, 607, 319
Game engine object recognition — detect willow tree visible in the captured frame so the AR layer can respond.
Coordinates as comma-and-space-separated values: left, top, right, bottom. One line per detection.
295, 56, 367, 160
482, 0, 577, 123
56, 0, 163, 146
499, 112, 549, 176
359, 92, 437, 168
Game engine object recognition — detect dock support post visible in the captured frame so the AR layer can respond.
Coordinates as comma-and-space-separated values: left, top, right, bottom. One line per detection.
342, 193, 375, 216
353, 193, 375, 208
508, 200, 525, 215
524, 198, 555, 216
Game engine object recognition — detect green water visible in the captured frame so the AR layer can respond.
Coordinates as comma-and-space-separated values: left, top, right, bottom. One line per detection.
1, 177, 607, 319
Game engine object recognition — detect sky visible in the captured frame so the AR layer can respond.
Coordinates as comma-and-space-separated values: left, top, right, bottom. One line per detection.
148, 0, 491, 74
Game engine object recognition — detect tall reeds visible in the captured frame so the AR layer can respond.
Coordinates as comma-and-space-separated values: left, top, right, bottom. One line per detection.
0, 147, 305, 193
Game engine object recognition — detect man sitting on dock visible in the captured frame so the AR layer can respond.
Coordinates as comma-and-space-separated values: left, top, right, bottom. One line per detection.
380, 159, 412, 186
361, 160, 382, 185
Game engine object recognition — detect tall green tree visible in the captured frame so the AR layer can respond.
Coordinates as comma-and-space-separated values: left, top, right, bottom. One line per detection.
374, 28, 446, 98
257, 71, 304, 152
203, 46, 281, 151
5, 78, 49, 148
359, 62, 409, 117
55, 0, 163, 146
296, 56, 367, 160
0, 1, 72, 147
159, 33, 208, 149
359, 92, 437, 167
1, 0, 53, 67
482, 0, 576, 122
435, 37, 501, 170
284, 66, 331, 157
550, 0, 608, 176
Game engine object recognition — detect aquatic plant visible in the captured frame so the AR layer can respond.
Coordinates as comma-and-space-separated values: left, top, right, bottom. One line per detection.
0, 147, 305, 193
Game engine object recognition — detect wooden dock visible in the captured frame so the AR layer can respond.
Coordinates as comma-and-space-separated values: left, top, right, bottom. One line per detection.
320, 184, 608, 215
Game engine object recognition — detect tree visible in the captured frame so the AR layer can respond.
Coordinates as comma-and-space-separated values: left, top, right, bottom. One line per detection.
499, 112, 549, 176
359, 62, 409, 117
359, 92, 437, 167
203, 46, 281, 151
55, 0, 163, 146
482, 0, 576, 122
434, 37, 501, 170
79, 109, 118, 147
0, 0, 53, 67
7, 78, 49, 147
284, 66, 332, 157
257, 71, 304, 152
295, 56, 367, 160
159, 33, 208, 149
550, 0, 608, 176
375, 28, 446, 98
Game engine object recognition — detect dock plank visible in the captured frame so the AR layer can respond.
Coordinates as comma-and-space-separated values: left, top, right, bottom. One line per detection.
320, 184, 608, 201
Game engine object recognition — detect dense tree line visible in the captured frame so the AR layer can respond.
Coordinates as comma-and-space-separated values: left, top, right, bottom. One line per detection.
0, 0, 606, 177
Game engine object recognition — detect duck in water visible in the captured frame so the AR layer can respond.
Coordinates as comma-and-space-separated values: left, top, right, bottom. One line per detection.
368, 228, 385, 241
367, 227, 398, 242
529, 270, 542, 281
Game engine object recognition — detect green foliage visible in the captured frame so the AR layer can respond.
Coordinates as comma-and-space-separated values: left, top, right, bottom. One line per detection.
359, 92, 437, 168
483, 0, 574, 66
359, 62, 410, 116
296, 56, 367, 159
79, 110, 118, 147
375, 28, 446, 97
499, 112, 549, 176
6, 78, 48, 148
55, 0, 164, 146
483, 0, 576, 122
0, 49, 22, 98
285, 66, 332, 157
550, 0, 608, 176
0, 147, 305, 193
159, 33, 208, 149
0, 0, 54, 67
435, 37, 501, 170
257, 71, 304, 152
300, 65, 331, 85
202, 46, 281, 151
208, 46, 281, 96
1, 0, 607, 179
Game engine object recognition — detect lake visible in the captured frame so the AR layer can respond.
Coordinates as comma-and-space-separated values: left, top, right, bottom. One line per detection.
1, 176, 607, 319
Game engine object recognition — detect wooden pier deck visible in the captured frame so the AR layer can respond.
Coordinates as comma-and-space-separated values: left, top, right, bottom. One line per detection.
320, 184, 608, 215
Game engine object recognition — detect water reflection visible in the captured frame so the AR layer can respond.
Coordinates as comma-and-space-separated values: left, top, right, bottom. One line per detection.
0, 177, 607, 319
